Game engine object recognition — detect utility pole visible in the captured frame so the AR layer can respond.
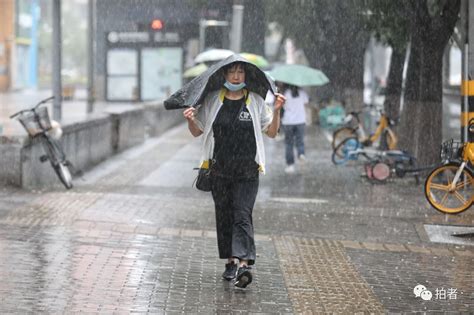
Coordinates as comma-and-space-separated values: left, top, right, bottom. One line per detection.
461, 0, 474, 141
230, 1, 244, 53
52, 0, 62, 121
28, 0, 39, 88
87, 0, 95, 113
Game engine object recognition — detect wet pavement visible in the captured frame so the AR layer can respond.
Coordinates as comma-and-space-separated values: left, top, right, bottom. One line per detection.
0, 122, 473, 313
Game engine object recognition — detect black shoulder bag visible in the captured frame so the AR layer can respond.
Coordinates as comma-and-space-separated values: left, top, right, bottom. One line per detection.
194, 96, 246, 192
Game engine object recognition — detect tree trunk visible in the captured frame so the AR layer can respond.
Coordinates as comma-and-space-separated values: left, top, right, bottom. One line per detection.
398, 35, 444, 166
397, 0, 461, 166
340, 35, 368, 111
301, 0, 369, 103
384, 47, 405, 121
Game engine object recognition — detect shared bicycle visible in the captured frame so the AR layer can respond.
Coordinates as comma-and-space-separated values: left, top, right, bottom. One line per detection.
331, 136, 421, 184
10, 96, 74, 189
332, 107, 398, 156
425, 137, 474, 214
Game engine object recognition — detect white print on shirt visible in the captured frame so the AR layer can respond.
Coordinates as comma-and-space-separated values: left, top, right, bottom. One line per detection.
239, 111, 252, 122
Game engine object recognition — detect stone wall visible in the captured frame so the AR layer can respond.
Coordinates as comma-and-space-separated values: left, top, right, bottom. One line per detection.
0, 103, 183, 189
144, 102, 183, 137
0, 142, 22, 186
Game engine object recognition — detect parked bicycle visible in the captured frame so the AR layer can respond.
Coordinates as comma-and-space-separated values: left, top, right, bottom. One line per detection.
363, 153, 422, 184
425, 136, 474, 214
10, 96, 73, 189
332, 136, 377, 165
331, 136, 421, 184
332, 107, 397, 156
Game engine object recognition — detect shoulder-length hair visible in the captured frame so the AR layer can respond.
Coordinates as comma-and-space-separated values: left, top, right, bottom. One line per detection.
289, 84, 299, 97
280, 83, 299, 97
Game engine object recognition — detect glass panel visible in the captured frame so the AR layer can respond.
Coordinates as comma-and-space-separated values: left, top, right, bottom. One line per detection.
141, 47, 182, 101
17, 0, 33, 39
13, 45, 29, 89
107, 77, 137, 100
107, 49, 137, 75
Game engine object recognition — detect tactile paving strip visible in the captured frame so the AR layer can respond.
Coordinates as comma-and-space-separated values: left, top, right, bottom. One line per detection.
345, 248, 474, 313
273, 236, 384, 313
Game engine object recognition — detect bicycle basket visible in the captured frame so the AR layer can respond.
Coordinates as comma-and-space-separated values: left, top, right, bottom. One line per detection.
440, 139, 463, 161
17, 106, 52, 137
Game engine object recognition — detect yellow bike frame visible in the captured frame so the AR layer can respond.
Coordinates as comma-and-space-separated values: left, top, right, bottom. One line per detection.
425, 139, 474, 214
446, 142, 474, 191
462, 142, 474, 164
363, 114, 398, 150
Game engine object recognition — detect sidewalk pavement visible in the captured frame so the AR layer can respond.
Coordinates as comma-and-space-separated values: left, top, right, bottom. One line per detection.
0, 115, 472, 313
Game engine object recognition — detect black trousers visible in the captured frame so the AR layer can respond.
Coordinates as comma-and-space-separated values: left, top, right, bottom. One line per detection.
211, 175, 259, 265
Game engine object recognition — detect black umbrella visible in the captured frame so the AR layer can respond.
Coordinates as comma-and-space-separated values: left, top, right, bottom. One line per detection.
164, 54, 276, 110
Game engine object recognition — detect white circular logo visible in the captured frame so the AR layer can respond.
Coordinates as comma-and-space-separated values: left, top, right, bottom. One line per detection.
420, 290, 433, 301
108, 32, 119, 43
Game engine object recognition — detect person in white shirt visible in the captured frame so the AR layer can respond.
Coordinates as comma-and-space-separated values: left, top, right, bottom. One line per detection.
280, 83, 309, 173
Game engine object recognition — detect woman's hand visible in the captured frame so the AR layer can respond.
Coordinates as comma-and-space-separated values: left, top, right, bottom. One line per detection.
183, 107, 203, 137
273, 93, 286, 111
183, 107, 197, 121
266, 93, 286, 138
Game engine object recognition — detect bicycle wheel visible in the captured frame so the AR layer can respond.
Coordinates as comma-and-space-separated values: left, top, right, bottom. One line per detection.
424, 163, 473, 214
332, 127, 357, 152
41, 134, 73, 189
372, 162, 391, 182
53, 162, 73, 189
332, 137, 359, 165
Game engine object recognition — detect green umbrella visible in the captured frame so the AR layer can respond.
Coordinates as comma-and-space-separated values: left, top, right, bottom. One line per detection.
268, 64, 329, 87
183, 63, 208, 78
239, 53, 269, 68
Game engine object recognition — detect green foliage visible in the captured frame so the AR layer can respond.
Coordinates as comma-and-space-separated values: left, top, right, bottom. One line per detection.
264, 0, 370, 91
362, 0, 409, 50
264, 0, 318, 45
426, 0, 449, 17
362, 0, 460, 51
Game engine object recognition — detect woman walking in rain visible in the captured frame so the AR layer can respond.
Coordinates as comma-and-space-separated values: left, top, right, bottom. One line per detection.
182, 60, 285, 288
279, 83, 309, 174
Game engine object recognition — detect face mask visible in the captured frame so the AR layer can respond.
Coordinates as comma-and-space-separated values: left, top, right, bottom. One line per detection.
224, 80, 246, 91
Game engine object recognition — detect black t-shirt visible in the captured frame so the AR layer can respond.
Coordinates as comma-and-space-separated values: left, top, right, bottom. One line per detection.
212, 97, 258, 178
